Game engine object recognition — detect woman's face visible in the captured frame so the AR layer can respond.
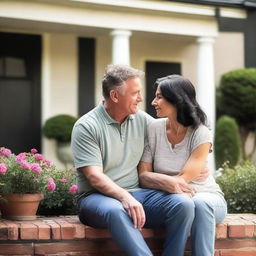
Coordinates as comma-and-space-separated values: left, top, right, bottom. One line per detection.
151, 86, 176, 118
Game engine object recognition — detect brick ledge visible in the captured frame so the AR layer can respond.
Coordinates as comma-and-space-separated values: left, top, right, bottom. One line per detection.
0, 214, 256, 256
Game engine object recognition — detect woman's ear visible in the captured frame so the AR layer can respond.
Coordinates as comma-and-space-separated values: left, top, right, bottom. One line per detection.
109, 89, 119, 103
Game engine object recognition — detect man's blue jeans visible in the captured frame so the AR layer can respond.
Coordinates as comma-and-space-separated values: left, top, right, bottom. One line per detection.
78, 189, 226, 256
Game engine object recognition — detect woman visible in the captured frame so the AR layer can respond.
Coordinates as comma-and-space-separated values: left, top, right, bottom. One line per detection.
139, 75, 227, 256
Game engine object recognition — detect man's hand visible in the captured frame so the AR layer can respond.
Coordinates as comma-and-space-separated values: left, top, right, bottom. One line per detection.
120, 193, 145, 230
81, 166, 146, 230
193, 167, 209, 182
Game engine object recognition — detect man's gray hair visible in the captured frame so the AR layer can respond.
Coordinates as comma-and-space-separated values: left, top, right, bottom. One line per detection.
102, 64, 144, 99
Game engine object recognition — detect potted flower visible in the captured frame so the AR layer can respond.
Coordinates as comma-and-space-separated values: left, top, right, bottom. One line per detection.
43, 114, 77, 167
0, 147, 58, 220
38, 168, 78, 216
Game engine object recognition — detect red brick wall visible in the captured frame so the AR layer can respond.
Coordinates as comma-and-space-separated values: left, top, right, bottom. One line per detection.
0, 214, 256, 256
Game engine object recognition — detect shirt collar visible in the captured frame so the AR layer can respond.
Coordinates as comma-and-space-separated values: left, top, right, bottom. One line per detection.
98, 101, 134, 125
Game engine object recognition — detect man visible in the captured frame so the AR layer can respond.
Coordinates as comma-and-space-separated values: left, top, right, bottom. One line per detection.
71, 65, 195, 256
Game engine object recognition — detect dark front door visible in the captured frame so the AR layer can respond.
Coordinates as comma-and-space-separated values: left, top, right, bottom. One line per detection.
0, 32, 41, 154
145, 61, 181, 117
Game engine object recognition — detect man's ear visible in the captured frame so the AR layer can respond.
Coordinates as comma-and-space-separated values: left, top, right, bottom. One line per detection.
109, 89, 119, 103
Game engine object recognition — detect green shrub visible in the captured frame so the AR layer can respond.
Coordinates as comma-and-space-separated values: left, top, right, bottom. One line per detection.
218, 68, 256, 131
216, 161, 256, 213
43, 114, 77, 142
38, 169, 77, 216
215, 87, 223, 120
215, 116, 241, 168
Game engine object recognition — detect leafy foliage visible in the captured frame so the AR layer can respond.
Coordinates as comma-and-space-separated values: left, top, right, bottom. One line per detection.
38, 169, 77, 215
216, 161, 256, 213
215, 116, 241, 168
43, 114, 77, 142
218, 68, 256, 131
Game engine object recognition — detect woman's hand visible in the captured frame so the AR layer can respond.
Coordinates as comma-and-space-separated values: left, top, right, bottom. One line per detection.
139, 161, 195, 196
169, 176, 195, 196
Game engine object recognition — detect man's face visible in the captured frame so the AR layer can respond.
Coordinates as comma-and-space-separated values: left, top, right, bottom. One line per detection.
117, 77, 143, 115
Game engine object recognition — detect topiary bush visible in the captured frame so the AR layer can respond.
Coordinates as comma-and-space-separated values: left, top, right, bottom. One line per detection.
215, 116, 241, 168
216, 161, 256, 213
43, 114, 77, 142
218, 68, 256, 160
218, 68, 256, 131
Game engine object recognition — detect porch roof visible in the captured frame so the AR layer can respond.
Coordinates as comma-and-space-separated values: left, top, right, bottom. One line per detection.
0, 0, 246, 37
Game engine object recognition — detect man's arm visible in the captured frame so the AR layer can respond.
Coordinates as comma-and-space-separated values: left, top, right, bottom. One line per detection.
79, 165, 145, 230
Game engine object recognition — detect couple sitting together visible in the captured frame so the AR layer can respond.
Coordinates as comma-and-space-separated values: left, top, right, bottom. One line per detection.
71, 64, 227, 256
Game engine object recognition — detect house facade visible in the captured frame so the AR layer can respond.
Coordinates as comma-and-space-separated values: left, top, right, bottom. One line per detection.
0, 0, 255, 168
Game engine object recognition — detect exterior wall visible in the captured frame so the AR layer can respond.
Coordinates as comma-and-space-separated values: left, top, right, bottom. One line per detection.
42, 33, 78, 168
214, 32, 244, 86
95, 35, 112, 105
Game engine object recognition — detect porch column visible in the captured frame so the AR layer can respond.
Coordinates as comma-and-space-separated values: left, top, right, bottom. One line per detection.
196, 36, 216, 172
42, 33, 51, 157
110, 30, 132, 65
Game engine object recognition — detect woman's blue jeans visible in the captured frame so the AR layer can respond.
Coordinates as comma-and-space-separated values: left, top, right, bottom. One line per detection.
78, 189, 227, 256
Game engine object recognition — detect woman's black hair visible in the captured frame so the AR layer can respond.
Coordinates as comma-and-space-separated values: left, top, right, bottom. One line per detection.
154, 74, 207, 128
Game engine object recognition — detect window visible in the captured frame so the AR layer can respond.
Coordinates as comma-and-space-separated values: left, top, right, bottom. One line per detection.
0, 57, 26, 78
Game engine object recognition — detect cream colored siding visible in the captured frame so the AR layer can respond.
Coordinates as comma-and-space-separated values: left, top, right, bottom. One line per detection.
214, 32, 244, 86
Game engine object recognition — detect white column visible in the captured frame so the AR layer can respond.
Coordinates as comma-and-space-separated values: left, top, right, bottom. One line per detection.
41, 33, 51, 156
110, 30, 132, 65
196, 36, 216, 172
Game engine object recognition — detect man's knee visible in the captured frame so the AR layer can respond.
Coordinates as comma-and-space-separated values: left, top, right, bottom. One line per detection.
166, 194, 195, 219
106, 204, 127, 219
79, 195, 127, 225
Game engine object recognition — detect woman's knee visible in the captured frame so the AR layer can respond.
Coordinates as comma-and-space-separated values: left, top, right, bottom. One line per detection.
193, 197, 215, 220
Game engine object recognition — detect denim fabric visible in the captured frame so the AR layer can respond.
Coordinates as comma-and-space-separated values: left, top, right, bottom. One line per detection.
78, 189, 227, 256
191, 192, 227, 256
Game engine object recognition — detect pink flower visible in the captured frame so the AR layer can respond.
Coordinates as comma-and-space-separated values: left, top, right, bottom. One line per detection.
0, 163, 7, 175
30, 163, 42, 173
47, 177, 56, 192
69, 184, 78, 194
61, 178, 67, 184
31, 148, 38, 154
44, 160, 52, 167
47, 182, 56, 192
48, 178, 54, 184
0, 147, 12, 157
35, 154, 44, 161
20, 161, 31, 170
15, 153, 26, 163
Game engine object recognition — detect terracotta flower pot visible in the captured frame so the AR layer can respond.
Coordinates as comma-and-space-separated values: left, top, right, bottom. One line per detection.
0, 193, 44, 221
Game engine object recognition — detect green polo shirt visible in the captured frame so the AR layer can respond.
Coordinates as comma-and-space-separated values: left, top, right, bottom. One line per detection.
71, 102, 153, 195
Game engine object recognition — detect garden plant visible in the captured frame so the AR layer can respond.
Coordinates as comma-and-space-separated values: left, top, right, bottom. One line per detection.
216, 161, 256, 213
217, 68, 256, 160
